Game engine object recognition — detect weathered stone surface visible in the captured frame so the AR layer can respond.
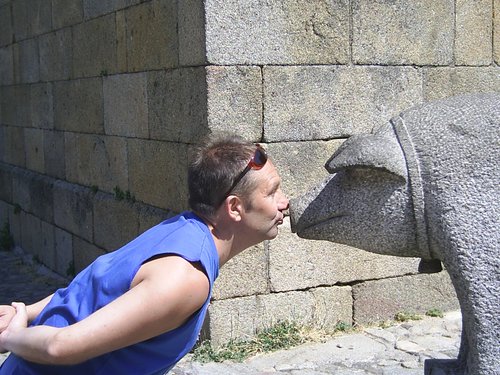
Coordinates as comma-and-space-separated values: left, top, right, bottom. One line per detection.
39, 29, 72, 81
43, 130, 65, 180
147, 68, 208, 143
103, 73, 148, 138
495, 0, 500, 64
178, 0, 206, 66
52, 0, 83, 29
353, 272, 458, 325
0, 165, 12, 202
138, 205, 172, 235
212, 244, 268, 300
267, 140, 343, 200
20, 212, 42, 258
53, 78, 103, 133
14, 38, 39, 84
2, 126, 25, 167
40, 221, 56, 270
352, 0, 454, 65
55, 227, 73, 277
206, 66, 262, 142
263, 66, 423, 141
82, 0, 140, 19
125, 0, 178, 71
73, 236, 105, 274
115, 10, 127, 72
29, 173, 54, 223
0, 5, 12, 47
127, 139, 189, 212
424, 67, 500, 101
30, 83, 54, 129
455, 0, 492, 66
269, 218, 420, 292
64, 133, 128, 193
73, 14, 117, 78
24, 128, 45, 174
11, 0, 51, 40
93, 192, 140, 251
53, 180, 93, 242
206, 287, 352, 346
0, 46, 14, 85
205, 0, 349, 65
0, 85, 31, 127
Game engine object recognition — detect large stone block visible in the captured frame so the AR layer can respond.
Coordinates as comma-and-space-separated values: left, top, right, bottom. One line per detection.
206, 66, 262, 142
352, 272, 459, 325
263, 66, 423, 141
206, 287, 352, 346
72, 14, 118, 77
54, 227, 74, 277
11, 0, 29, 41
93, 192, 139, 251
1, 85, 31, 127
11, 168, 31, 213
82, 0, 141, 19
20, 212, 42, 258
125, 0, 178, 71
53, 78, 104, 134
0, 164, 12, 202
64, 133, 128, 193
127, 139, 189, 212
212, 244, 268, 300
0, 5, 12, 47
455, 0, 492, 66
2, 126, 25, 167
269, 218, 420, 292
52, 0, 83, 29
103, 73, 148, 138
24, 128, 45, 174
39, 28, 73, 81
424, 67, 500, 101
115, 10, 127, 72
53, 180, 93, 242
73, 236, 105, 274
138, 204, 172, 235
29, 173, 54, 224
0, 46, 14, 85
40, 220, 56, 270
13, 38, 39, 83
43, 130, 65, 180
204, 0, 349, 65
178, 0, 206, 66
495, 0, 500, 64
147, 68, 208, 143
352, 0, 453, 65
30, 83, 54, 129
266, 140, 343, 200
11, 0, 51, 40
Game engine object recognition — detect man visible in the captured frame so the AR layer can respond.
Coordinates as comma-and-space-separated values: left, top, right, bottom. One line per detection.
0, 134, 289, 374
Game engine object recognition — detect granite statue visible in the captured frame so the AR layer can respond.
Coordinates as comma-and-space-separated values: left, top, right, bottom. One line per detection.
290, 93, 500, 375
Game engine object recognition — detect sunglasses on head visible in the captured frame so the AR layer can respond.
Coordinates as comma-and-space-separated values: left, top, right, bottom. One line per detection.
218, 144, 268, 207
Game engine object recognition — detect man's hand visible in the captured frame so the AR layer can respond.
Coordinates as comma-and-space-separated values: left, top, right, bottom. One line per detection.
0, 303, 28, 353
0, 305, 16, 333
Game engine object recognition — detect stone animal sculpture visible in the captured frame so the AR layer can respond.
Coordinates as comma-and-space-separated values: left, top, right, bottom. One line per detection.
290, 93, 499, 375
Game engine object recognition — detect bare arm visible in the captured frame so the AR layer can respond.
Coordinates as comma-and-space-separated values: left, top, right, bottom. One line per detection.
0, 293, 54, 336
0, 256, 209, 365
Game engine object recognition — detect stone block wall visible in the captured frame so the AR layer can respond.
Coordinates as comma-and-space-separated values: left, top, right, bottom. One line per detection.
1, 0, 499, 346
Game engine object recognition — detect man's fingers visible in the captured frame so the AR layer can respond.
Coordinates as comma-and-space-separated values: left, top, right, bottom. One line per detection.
11, 302, 28, 328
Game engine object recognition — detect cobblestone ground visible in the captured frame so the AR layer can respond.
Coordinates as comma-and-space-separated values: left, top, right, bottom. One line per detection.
1, 248, 68, 365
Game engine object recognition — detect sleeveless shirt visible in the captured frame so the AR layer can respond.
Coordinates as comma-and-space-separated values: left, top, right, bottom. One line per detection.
0, 211, 219, 375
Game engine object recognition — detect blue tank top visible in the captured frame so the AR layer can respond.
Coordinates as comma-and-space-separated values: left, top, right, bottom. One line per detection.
0, 212, 219, 375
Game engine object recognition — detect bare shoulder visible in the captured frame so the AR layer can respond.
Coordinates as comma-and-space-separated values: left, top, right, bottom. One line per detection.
132, 254, 210, 309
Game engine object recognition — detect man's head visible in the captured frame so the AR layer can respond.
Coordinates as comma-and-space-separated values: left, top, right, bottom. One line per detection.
188, 134, 264, 219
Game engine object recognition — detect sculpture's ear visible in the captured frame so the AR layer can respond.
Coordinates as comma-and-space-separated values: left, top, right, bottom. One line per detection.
325, 133, 407, 181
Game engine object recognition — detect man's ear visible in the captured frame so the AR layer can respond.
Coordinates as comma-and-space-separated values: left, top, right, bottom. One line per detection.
225, 195, 244, 222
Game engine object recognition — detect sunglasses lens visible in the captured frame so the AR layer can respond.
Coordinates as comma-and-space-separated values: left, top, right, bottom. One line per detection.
253, 147, 267, 168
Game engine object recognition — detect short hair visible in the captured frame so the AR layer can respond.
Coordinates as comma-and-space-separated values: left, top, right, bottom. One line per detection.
188, 133, 259, 219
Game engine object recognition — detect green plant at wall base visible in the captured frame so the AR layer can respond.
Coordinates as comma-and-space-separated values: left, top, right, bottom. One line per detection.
91, 185, 99, 194
0, 222, 14, 251
394, 311, 422, 322
13, 203, 22, 214
426, 308, 444, 318
193, 321, 306, 363
114, 186, 136, 203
